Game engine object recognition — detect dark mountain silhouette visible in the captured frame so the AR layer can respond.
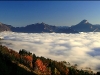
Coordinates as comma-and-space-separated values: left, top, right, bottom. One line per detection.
14, 22, 57, 33
1, 20, 100, 33
71, 19, 100, 32
1, 22, 79, 33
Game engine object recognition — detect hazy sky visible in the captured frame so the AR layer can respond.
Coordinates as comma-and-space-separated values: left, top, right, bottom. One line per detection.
0, 1, 100, 27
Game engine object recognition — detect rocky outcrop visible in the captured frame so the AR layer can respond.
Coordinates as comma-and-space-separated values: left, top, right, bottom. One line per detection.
0, 22, 11, 32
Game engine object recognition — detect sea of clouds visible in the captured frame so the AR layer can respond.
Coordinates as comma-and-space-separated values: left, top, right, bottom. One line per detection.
0, 31, 100, 72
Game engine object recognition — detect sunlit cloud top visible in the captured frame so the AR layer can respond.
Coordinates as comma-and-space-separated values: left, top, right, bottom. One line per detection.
0, 32, 100, 72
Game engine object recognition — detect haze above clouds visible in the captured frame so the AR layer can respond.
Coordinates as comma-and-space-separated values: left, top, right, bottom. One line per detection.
0, 32, 100, 72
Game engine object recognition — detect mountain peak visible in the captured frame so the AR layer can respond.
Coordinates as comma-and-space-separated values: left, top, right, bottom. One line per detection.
79, 19, 89, 24
41, 22, 46, 25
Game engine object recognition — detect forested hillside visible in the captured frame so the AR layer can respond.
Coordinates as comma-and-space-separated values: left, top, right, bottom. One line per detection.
0, 45, 99, 75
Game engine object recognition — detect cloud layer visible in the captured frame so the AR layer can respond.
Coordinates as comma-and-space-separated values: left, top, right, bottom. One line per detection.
0, 32, 100, 72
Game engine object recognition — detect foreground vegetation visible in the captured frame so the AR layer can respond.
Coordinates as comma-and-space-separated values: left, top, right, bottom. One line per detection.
0, 45, 100, 75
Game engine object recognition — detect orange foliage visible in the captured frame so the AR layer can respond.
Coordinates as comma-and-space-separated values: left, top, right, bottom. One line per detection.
35, 59, 47, 73
24, 55, 32, 62
24, 55, 33, 68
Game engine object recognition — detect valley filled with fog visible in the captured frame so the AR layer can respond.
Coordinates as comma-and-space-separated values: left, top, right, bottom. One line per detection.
0, 32, 100, 72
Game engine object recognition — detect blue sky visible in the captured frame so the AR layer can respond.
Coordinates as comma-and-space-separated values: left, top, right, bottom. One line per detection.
0, 1, 100, 27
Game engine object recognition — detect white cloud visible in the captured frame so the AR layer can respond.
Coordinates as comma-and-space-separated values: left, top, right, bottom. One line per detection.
0, 32, 100, 72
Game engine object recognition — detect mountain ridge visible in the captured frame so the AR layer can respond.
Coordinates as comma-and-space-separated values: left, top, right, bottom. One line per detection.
1, 19, 100, 33
0, 22, 78, 33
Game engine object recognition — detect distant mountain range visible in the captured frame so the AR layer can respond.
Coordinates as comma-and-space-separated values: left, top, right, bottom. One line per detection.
1, 19, 100, 33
